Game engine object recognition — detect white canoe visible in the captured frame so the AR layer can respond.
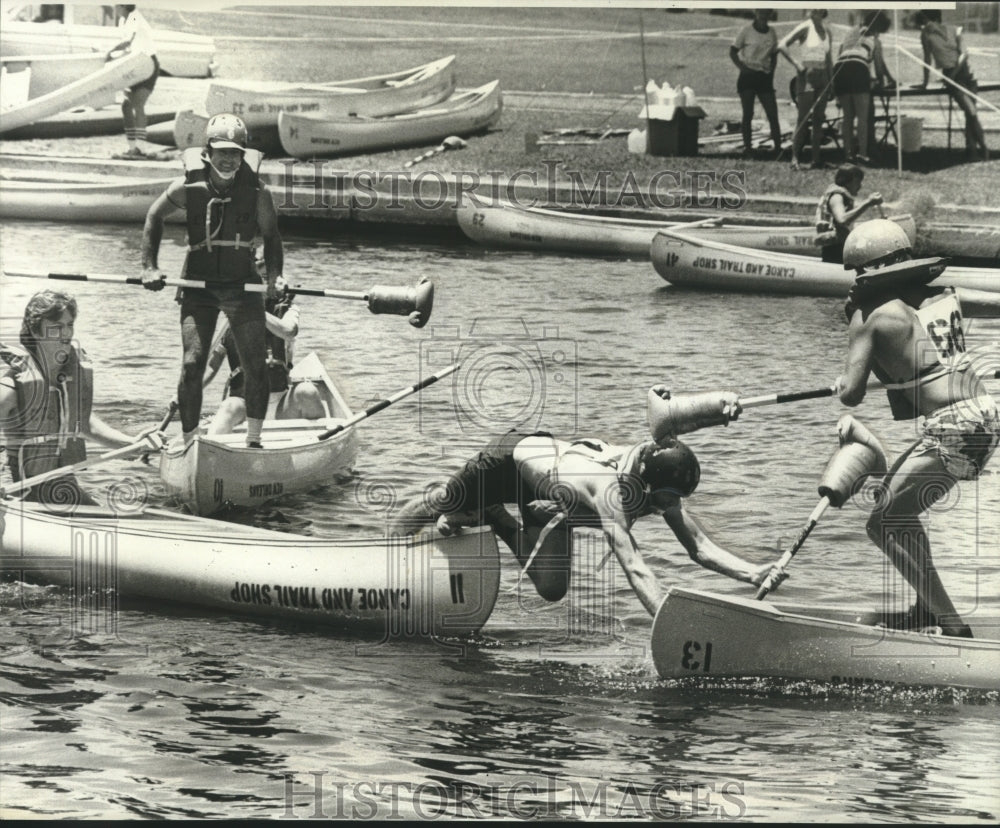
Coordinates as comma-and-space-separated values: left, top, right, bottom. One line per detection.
651, 228, 1000, 297
278, 80, 503, 159
0, 173, 179, 222
2, 102, 176, 140
206, 55, 458, 129
159, 353, 358, 516
0, 49, 154, 134
0, 51, 108, 101
456, 197, 821, 259
0, 498, 501, 636
168, 108, 284, 156
0, 20, 216, 78
651, 587, 1000, 691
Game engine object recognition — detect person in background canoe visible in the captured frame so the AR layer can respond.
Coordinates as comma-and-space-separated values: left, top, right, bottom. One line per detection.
778, 8, 834, 170
813, 163, 883, 264
108, 4, 160, 159
836, 219, 1000, 638
833, 10, 895, 165
141, 113, 282, 450
729, 9, 783, 159
0, 290, 163, 506
202, 275, 327, 435
389, 427, 780, 617
915, 9, 989, 162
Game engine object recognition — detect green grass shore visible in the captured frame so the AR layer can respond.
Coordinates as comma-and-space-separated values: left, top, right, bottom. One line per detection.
7, 6, 1000, 220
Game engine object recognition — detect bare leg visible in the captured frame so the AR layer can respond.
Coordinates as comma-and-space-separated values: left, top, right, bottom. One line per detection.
207, 397, 247, 435
278, 381, 326, 420
866, 445, 969, 635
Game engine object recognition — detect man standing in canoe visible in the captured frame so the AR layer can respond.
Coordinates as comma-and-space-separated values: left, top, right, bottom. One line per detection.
836, 219, 1000, 637
0, 290, 162, 506
390, 428, 780, 617
141, 113, 283, 449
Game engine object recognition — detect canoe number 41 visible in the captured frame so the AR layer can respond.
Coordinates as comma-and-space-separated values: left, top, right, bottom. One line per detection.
681, 639, 713, 672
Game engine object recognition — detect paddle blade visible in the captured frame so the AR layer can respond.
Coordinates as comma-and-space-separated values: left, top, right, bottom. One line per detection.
366, 277, 434, 328
817, 414, 888, 507
647, 385, 736, 441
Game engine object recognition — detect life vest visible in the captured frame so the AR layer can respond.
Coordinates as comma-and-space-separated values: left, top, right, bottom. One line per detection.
877, 291, 970, 421
814, 184, 855, 246
0, 342, 93, 480
181, 147, 260, 284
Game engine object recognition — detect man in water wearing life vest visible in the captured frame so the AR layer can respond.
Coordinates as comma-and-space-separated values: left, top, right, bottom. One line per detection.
141, 113, 283, 449
202, 275, 326, 434
390, 429, 779, 617
836, 219, 1000, 637
814, 163, 883, 263
0, 290, 162, 506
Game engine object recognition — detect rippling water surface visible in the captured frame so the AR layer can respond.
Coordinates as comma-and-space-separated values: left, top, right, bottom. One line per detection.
1, 220, 998, 820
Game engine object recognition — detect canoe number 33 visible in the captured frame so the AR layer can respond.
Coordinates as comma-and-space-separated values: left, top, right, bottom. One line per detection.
681, 639, 713, 672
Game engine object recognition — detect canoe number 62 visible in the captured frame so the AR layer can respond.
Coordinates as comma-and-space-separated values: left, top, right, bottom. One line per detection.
681, 639, 713, 672
470, 212, 486, 226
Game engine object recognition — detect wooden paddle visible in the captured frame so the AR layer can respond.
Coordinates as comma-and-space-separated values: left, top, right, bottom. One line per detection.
2, 432, 165, 499
2, 270, 435, 328
755, 414, 888, 599
318, 363, 459, 441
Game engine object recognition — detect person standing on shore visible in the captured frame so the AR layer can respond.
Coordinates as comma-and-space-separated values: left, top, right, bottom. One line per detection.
832, 10, 895, 164
729, 9, 783, 158
140, 114, 282, 449
779, 8, 834, 170
836, 219, 1000, 637
915, 9, 989, 161
110, 4, 159, 158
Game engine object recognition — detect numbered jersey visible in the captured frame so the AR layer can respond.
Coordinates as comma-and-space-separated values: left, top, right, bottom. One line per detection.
884, 291, 969, 420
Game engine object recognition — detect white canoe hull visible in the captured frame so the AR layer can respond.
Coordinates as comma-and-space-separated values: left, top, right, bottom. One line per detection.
0, 174, 178, 222
651, 229, 1000, 297
206, 55, 457, 129
159, 353, 358, 515
170, 108, 283, 156
456, 198, 821, 259
0, 21, 216, 78
0, 50, 154, 134
278, 80, 503, 159
651, 587, 1000, 691
0, 500, 501, 636
0, 51, 108, 100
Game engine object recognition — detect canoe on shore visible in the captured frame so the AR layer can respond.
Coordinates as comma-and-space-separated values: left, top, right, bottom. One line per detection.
1, 51, 108, 100
206, 55, 457, 129
0, 50, 154, 134
0, 19, 216, 78
456, 197, 822, 259
650, 228, 1000, 297
278, 80, 502, 159
159, 353, 358, 516
165, 108, 283, 155
0, 173, 179, 222
2, 103, 176, 140
651, 587, 1000, 691
0, 499, 501, 636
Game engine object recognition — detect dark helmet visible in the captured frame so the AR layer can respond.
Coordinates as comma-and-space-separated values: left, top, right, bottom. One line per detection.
204, 113, 248, 151
637, 438, 701, 498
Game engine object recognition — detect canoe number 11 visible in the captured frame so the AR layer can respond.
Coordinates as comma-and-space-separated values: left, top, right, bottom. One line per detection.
681, 640, 713, 672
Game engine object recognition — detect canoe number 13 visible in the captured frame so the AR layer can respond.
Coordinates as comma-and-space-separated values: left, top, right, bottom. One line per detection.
681, 639, 713, 672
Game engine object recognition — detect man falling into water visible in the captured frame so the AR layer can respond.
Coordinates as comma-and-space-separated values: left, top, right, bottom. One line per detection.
141, 113, 282, 449
836, 220, 1000, 637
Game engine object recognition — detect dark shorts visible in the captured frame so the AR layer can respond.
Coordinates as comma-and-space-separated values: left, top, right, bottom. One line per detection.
438, 429, 551, 516
833, 60, 871, 96
129, 55, 159, 94
227, 362, 289, 399
942, 63, 978, 100
178, 285, 264, 322
737, 69, 775, 96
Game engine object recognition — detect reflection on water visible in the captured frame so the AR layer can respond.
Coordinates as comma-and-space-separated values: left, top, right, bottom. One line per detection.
1, 220, 998, 820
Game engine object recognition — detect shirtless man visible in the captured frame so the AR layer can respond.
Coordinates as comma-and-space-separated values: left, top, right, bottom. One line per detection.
837, 219, 1000, 637
391, 429, 779, 617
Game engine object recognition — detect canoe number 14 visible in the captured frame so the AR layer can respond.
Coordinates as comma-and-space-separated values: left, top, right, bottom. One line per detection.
681, 639, 713, 672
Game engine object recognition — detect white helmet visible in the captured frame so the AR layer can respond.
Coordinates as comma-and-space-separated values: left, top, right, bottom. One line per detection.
843, 219, 912, 272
